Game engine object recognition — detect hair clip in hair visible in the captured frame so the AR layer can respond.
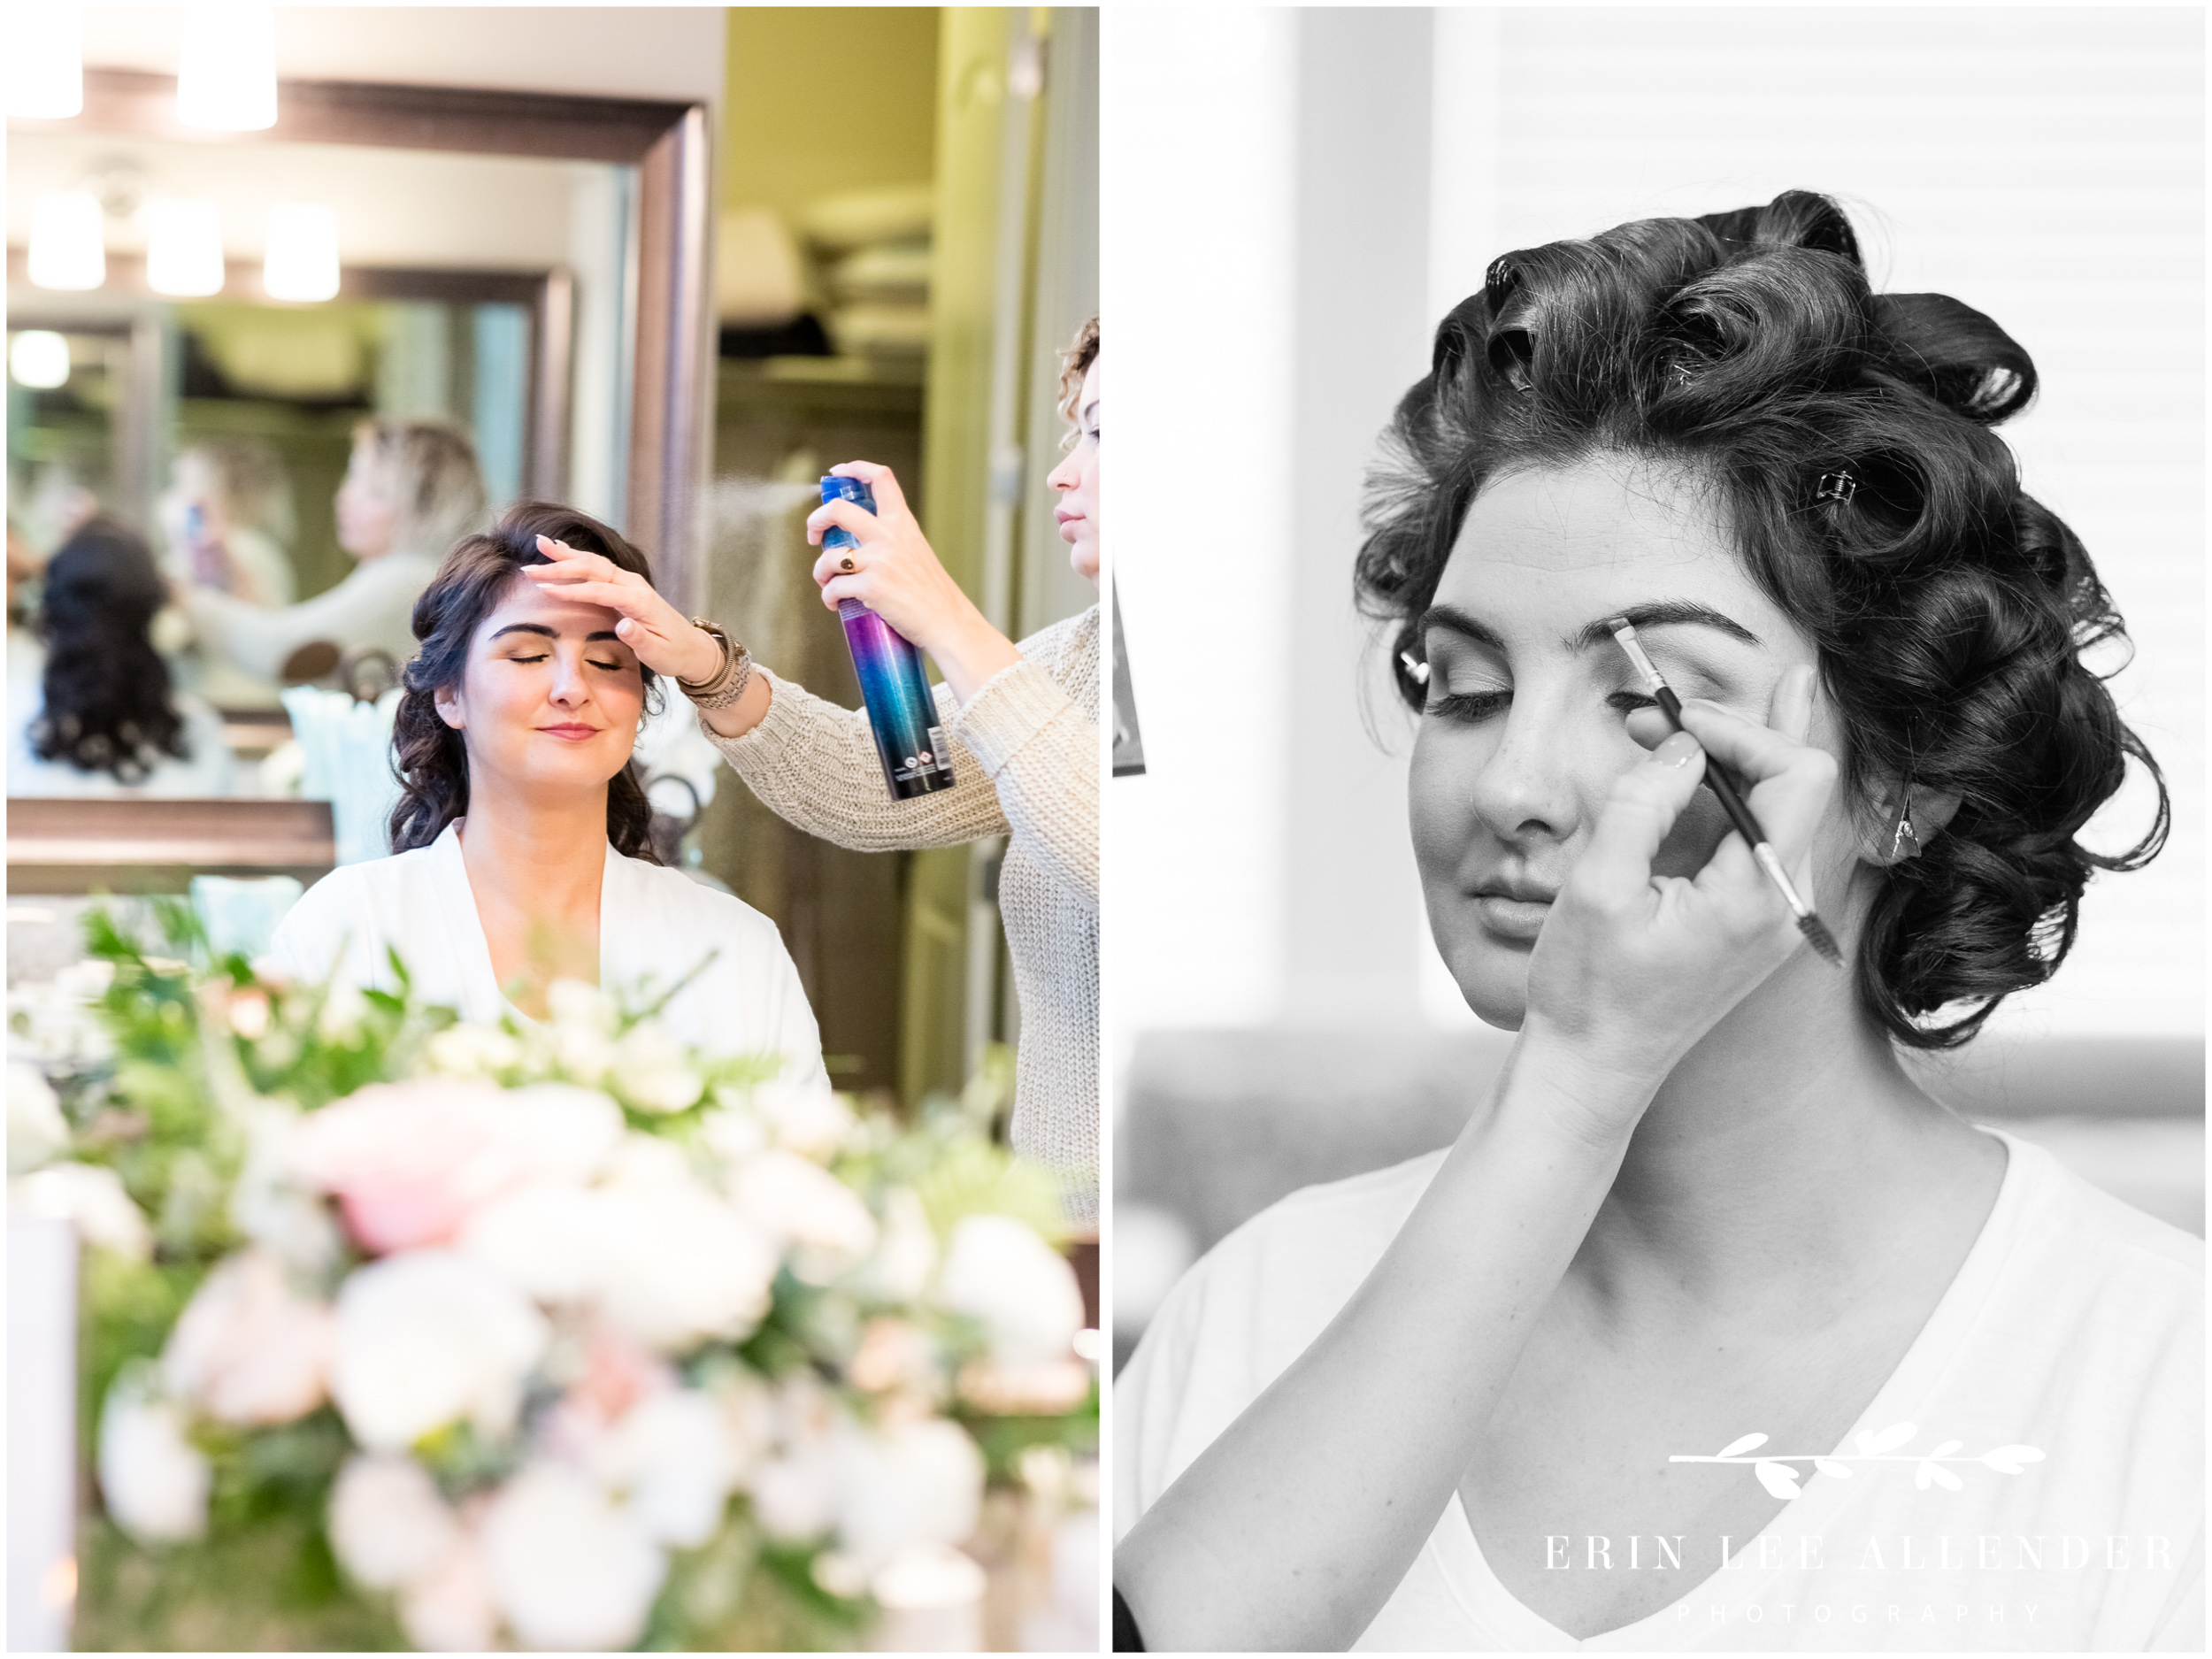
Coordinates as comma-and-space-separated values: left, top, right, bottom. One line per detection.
1889, 785, 1922, 862
1816, 469, 1859, 506
1671, 360, 1695, 390
1401, 651, 1431, 686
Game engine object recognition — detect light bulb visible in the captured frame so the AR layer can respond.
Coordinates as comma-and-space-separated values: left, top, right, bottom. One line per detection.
10, 332, 73, 391
27, 194, 105, 291
146, 199, 227, 297
177, 4, 278, 132
264, 204, 339, 303
7, 8, 83, 119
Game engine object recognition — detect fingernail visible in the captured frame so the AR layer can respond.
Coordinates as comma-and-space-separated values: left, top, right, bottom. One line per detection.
1657, 731, 1701, 766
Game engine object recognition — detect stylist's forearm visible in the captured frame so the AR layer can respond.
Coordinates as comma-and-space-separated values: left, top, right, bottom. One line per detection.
919, 607, 1023, 705
1114, 1039, 1648, 1652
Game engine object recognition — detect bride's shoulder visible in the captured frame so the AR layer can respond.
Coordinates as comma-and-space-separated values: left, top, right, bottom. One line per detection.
606, 852, 782, 943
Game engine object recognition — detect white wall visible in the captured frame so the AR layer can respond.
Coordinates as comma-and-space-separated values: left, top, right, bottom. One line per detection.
1110, 6, 2204, 1064
80, 4, 725, 105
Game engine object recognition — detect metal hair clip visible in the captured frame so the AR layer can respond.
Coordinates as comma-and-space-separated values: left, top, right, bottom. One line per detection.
1816, 469, 1859, 506
1672, 360, 1695, 390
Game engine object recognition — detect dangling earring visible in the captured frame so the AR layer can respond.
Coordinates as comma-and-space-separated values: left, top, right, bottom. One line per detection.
1889, 784, 1922, 862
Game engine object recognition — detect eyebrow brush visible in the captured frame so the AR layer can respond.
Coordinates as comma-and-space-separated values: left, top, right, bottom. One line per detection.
1606, 618, 1843, 969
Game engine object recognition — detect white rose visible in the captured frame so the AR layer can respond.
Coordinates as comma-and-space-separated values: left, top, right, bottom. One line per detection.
593, 1388, 735, 1548
729, 1149, 878, 1282
162, 1251, 333, 1425
699, 1102, 767, 1164
97, 1372, 209, 1543
749, 1070, 854, 1158
327, 1455, 458, 1589
857, 1186, 937, 1302
611, 1022, 702, 1115
423, 1023, 524, 1079
546, 979, 617, 1031
8, 1062, 67, 1174
480, 1462, 665, 1652
458, 1184, 608, 1304
399, 1531, 499, 1653
708, 1368, 776, 1486
749, 1441, 841, 1542
330, 1249, 549, 1452
834, 1417, 984, 1572
937, 1215, 1085, 1364
227, 1104, 342, 1277
592, 1181, 778, 1351
12, 1163, 152, 1258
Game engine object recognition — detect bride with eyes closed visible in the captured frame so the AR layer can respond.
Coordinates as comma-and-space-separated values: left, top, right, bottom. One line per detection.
269, 502, 829, 1098
1111, 194, 2198, 1653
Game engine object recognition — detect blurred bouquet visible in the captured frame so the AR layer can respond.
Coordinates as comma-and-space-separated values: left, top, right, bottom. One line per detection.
11, 904, 1094, 1651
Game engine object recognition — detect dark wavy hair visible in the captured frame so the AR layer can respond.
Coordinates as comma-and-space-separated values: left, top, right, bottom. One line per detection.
31, 518, 192, 781
1358, 190, 2167, 1049
387, 502, 661, 860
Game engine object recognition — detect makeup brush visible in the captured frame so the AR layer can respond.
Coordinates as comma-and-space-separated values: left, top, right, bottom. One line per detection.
1606, 618, 1843, 969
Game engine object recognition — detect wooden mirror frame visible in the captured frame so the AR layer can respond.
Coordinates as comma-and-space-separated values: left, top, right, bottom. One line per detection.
9, 68, 713, 611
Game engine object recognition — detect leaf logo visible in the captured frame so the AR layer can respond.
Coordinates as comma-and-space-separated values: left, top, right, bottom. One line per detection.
1671, 1422, 2041, 1499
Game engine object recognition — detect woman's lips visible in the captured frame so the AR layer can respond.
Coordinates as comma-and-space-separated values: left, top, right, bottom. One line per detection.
1473, 893, 1553, 942
1056, 511, 1084, 543
538, 723, 599, 741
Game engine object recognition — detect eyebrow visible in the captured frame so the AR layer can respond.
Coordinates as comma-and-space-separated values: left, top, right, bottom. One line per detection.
488, 622, 625, 643
1416, 599, 1763, 654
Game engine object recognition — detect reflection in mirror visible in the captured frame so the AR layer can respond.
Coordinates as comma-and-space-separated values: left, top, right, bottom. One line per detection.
7, 125, 634, 787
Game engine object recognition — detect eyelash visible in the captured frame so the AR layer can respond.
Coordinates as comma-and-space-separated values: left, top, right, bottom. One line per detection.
1425, 690, 1657, 724
506, 652, 630, 672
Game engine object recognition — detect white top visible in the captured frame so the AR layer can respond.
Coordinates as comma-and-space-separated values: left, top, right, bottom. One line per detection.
182, 549, 440, 687
6, 634, 235, 798
265, 820, 830, 1093
1115, 1132, 2204, 1652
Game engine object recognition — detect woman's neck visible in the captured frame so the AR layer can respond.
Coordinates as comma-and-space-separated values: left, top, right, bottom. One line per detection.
1576, 919, 2004, 1322
453, 784, 609, 1010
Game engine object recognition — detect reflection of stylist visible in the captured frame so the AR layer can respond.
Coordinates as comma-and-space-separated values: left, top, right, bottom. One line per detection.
526, 319, 1102, 1220
183, 419, 486, 687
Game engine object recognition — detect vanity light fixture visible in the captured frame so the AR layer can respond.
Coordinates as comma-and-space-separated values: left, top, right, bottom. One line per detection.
27, 193, 105, 291
9, 332, 74, 391
264, 203, 340, 302
177, 4, 278, 132
146, 199, 227, 296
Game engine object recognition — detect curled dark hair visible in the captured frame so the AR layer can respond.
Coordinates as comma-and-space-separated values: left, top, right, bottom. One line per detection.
388, 502, 662, 860
1357, 190, 2168, 1048
31, 518, 191, 781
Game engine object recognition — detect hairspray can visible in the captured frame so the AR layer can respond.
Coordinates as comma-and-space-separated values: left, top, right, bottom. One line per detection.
822, 475, 957, 800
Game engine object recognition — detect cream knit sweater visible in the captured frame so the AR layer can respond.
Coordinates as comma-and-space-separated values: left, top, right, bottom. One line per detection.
703, 605, 1100, 1223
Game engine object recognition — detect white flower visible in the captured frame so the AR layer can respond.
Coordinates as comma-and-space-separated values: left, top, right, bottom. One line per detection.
937, 1215, 1085, 1364
162, 1251, 333, 1425
750, 1441, 841, 1541
591, 1179, 778, 1351
424, 1023, 524, 1079
858, 1187, 938, 1302
480, 1462, 665, 1652
593, 1388, 735, 1548
399, 1532, 499, 1653
328, 1455, 459, 1590
750, 1069, 855, 1158
97, 1371, 209, 1543
227, 1103, 341, 1277
546, 979, 618, 1032
708, 1367, 776, 1486
8, 1062, 68, 1174
12, 1163, 152, 1258
611, 1022, 703, 1114
330, 1249, 549, 1451
835, 1417, 984, 1572
729, 1148, 878, 1282
459, 1184, 609, 1304
699, 1102, 767, 1164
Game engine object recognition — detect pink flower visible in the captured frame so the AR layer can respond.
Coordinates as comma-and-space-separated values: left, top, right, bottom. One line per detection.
162, 1251, 334, 1425
288, 1080, 622, 1254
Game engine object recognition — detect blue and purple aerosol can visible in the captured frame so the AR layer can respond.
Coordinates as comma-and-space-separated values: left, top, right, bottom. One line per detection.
821, 475, 957, 800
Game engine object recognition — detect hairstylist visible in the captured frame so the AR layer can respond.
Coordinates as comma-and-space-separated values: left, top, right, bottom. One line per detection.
524, 318, 1102, 1222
